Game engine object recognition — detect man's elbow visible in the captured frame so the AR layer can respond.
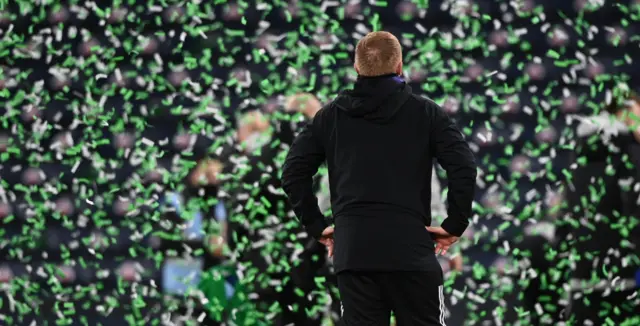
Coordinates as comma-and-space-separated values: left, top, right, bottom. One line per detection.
448, 162, 477, 185
282, 157, 317, 194
462, 151, 478, 179
280, 168, 294, 195
464, 165, 478, 186
468, 163, 478, 180
281, 164, 301, 194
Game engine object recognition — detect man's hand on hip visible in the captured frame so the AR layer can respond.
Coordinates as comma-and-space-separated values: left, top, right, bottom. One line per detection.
318, 226, 335, 258
426, 226, 459, 256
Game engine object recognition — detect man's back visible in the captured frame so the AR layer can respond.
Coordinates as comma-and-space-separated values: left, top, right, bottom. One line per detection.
316, 75, 435, 272
302, 74, 476, 272
281, 31, 476, 326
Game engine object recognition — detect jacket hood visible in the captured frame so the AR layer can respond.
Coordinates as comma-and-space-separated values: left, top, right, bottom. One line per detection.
333, 74, 412, 123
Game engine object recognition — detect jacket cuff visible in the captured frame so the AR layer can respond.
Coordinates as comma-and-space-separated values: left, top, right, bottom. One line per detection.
306, 217, 329, 240
441, 217, 469, 237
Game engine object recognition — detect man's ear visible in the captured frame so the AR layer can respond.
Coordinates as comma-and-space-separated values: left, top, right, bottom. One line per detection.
396, 61, 403, 76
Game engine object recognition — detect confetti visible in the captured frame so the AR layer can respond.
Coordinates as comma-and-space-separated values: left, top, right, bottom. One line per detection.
0, 1, 639, 325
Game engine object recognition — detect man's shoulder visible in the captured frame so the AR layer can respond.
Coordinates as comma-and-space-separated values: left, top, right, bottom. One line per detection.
403, 93, 442, 119
307, 101, 336, 133
312, 100, 338, 122
407, 93, 440, 110
318, 101, 337, 115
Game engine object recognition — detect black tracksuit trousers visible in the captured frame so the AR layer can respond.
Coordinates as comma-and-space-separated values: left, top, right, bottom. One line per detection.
337, 270, 446, 326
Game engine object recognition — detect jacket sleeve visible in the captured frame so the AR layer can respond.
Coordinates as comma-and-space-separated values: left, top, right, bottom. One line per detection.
281, 118, 328, 240
431, 104, 477, 237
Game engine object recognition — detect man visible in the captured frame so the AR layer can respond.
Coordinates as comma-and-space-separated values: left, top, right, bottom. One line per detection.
281, 31, 477, 326
558, 86, 640, 325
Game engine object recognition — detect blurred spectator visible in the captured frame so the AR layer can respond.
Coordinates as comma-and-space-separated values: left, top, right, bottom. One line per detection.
515, 191, 567, 325
161, 158, 227, 309
237, 110, 271, 154
227, 94, 326, 325
560, 86, 640, 325
285, 92, 322, 118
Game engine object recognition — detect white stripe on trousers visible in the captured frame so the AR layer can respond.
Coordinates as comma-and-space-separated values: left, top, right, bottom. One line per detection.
438, 285, 447, 326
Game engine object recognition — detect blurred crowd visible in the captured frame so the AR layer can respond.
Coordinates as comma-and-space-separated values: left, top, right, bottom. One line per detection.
0, 0, 639, 325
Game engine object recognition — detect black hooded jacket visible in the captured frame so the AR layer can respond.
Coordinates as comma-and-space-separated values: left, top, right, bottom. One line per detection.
282, 74, 477, 272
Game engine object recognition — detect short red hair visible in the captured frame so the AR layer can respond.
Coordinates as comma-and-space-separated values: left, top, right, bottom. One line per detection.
355, 31, 402, 76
